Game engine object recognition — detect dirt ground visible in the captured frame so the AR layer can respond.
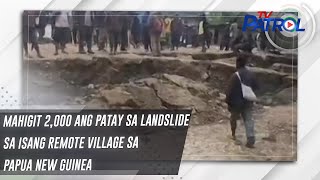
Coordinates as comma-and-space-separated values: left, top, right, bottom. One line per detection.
183, 105, 296, 161
23, 43, 297, 161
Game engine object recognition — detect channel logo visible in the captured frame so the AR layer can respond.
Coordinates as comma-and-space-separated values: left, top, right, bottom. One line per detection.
242, 11, 305, 32
283, 17, 296, 32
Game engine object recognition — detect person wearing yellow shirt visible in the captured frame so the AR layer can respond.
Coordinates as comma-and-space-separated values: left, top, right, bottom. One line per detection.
198, 14, 209, 52
164, 16, 172, 48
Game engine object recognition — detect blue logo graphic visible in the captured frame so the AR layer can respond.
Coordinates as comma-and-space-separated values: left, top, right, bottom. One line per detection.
242, 13, 305, 32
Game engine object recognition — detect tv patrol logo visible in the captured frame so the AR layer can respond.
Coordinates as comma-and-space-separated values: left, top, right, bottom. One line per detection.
241, 5, 315, 51
242, 11, 305, 33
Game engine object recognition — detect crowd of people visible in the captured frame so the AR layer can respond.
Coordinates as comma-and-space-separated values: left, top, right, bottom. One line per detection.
219, 19, 271, 54
22, 11, 185, 57
23, 11, 269, 58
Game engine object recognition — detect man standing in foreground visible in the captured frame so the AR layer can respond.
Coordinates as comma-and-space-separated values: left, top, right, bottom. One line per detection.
225, 55, 259, 148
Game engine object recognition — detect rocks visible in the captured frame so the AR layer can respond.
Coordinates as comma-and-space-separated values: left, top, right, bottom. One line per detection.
283, 75, 297, 87
84, 98, 108, 109
173, 63, 203, 81
241, 54, 271, 68
98, 83, 163, 109
201, 72, 210, 81
218, 93, 226, 101
192, 52, 235, 60
252, 68, 287, 95
162, 74, 209, 93
241, 53, 297, 68
134, 77, 158, 87
124, 84, 162, 109
267, 54, 297, 65
215, 99, 228, 109
92, 75, 227, 125
89, 71, 228, 124
207, 62, 236, 91
209, 89, 220, 96
259, 96, 273, 106
154, 83, 207, 111
75, 97, 85, 104
208, 61, 288, 94
100, 87, 138, 107
259, 87, 297, 105
271, 63, 297, 74
215, 100, 222, 106
273, 87, 297, 104
87, 84, 95, 89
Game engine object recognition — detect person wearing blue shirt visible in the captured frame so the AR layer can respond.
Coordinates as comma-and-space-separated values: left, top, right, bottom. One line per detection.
141, 12, 151, 52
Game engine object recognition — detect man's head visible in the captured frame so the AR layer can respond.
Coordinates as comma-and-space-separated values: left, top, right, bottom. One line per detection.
236, 55, 247, 69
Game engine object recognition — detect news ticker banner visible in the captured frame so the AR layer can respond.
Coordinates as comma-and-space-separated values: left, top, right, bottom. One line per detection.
0, 109, 191, 175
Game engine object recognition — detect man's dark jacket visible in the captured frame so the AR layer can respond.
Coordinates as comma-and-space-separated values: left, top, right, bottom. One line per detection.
225, 67, 259, 109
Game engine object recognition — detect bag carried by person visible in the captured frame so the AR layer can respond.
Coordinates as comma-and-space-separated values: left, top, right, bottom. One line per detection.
235, 72, 258, 101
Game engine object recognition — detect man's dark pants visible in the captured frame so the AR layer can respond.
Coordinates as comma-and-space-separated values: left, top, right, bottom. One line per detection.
72, 25, 79, 44
109, 30, 120, 53
120, 28, 128, 51
79, 26, 93, 52
171, 32, 180, 49
23, 26, 40, 54
220, 37, 230, 51
143, 26, 151, 51
199, 34, 206, 52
